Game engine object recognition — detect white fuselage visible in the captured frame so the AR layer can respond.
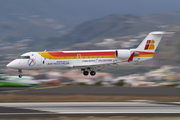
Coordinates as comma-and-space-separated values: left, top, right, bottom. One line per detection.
6, 49, 153, 70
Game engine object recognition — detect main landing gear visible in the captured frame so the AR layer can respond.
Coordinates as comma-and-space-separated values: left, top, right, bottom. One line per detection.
83, 71, 89, 76
82, 68, 96, 76
18, 69, 22, 78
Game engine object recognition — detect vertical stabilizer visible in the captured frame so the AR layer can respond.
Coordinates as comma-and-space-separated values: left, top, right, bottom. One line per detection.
136, 31, 173, 52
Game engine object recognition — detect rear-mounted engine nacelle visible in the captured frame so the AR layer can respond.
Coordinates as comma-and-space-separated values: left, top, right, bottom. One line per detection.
115, 50, 131, 60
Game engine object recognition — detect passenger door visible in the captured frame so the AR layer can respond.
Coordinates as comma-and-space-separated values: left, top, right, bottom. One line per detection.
35, 52, 42, 66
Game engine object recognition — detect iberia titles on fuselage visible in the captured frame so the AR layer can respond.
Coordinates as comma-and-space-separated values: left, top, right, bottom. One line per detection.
6, 31, 173, 78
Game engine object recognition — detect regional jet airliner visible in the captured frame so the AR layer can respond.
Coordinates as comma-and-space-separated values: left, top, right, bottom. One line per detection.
6, 31, 172, 78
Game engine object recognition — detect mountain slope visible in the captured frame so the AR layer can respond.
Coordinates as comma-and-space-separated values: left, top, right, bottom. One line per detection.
49, 14, 159, 48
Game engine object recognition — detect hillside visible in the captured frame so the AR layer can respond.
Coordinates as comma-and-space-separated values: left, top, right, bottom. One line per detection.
47, 14, 160, 49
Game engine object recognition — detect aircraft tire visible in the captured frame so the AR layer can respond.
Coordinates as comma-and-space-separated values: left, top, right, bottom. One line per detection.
83, 71, 89, 76
18, 75, 22, 78
90, 71, 96, 76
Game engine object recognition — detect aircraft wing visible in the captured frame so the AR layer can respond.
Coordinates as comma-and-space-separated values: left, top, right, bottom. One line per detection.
72, 52, 135, 70
73, 62, 119, 71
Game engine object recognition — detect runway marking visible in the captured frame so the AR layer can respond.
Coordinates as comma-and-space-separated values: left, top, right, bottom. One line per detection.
58, 112, 180, 114
1, 102, 180, 116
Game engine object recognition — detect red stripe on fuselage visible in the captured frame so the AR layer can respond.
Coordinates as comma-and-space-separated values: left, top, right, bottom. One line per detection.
48, 51, 115, 57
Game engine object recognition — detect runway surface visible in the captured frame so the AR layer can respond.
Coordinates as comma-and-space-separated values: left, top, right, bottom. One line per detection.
0, 102, 180, 118
0, 86, 180, 96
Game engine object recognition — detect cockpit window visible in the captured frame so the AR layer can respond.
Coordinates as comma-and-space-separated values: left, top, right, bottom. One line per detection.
18, 56, 30, 59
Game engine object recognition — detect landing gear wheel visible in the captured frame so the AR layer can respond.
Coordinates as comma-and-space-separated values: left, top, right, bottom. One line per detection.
18, 75, 22, 78
18, 69, 22, 78
90, 71, 96, 76
83, 71, 89, 76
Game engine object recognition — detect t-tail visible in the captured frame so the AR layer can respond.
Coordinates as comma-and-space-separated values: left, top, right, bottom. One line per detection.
130, 31, 174, 61
135, 31, 173, 52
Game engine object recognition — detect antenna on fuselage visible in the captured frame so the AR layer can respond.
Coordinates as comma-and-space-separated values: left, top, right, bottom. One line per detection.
44, 49, 46, 52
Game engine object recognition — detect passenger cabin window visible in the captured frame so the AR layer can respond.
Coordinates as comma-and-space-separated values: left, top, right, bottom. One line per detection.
18, 56, 30, 59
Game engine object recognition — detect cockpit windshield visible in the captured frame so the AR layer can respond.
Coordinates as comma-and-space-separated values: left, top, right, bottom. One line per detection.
18, 56, 30, 59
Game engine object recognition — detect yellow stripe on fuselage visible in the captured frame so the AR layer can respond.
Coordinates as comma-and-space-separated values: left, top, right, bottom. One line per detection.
38, 52, 116, 59
38, 52, 154, 60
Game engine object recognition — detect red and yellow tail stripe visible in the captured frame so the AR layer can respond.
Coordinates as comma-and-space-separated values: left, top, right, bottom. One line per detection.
134, 51, 155, 57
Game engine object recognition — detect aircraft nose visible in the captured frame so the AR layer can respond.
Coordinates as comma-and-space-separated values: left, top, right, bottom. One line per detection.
6, 62, 12, 68
6, 60, 19, 68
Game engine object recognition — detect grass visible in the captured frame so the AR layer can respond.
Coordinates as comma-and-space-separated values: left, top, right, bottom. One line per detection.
0, 95, 180, 102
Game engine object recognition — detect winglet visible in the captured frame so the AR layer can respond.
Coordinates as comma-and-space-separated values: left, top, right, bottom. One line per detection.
127, 52, 135, 62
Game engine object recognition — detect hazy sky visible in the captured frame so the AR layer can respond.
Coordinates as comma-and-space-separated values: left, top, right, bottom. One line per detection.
63, 0, 180, 16
1, 0, 180, 23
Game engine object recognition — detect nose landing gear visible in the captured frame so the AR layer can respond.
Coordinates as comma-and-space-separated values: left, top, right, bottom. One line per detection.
18, 69, 22, 78
18, 75, 22, 78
